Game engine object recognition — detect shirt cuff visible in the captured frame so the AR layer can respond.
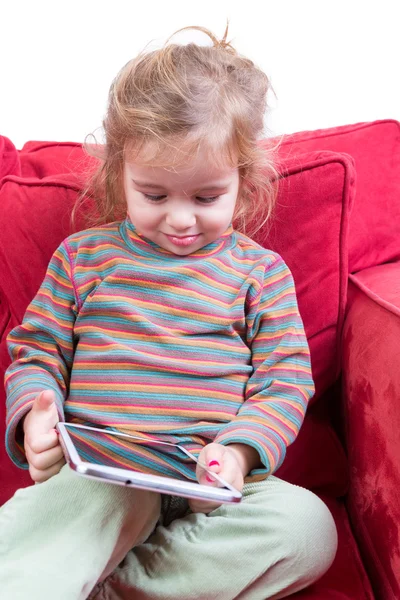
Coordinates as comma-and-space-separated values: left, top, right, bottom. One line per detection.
214, 427, 285, 482
5, 389, 65, 468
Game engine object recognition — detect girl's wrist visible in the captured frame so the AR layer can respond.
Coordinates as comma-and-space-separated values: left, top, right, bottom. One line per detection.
226, 443, 260, 477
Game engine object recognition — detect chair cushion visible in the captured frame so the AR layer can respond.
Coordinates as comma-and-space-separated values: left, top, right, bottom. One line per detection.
0, 135, 20, 179
0, 304, 31, 499
342, 262, 400, 599
19, 140, 92, 179
0, 174, 85, 317
275, 400, 348, 498
278, 119, 400, 272
255, 149, 355, 401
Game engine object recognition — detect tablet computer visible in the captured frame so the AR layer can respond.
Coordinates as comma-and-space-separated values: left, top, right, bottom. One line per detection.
56, 422, 242, 504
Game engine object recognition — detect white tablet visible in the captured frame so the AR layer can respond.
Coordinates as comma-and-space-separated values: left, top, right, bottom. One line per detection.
56, 422, 242, 504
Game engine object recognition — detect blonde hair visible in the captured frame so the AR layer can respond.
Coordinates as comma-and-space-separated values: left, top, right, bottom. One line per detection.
76, 25, 279, 237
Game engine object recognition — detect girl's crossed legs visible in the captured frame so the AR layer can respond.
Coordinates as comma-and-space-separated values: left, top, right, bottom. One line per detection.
0, 466, 337, 600
92, 475, 338, 600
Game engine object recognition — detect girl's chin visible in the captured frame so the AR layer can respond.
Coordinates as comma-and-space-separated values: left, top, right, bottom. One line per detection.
164, 243, 200, 255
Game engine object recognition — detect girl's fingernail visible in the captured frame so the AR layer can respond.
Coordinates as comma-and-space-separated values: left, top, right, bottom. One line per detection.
208, 460, 220, 467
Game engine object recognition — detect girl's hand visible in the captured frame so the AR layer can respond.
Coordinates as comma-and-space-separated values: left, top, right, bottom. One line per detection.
189, 443, 245, 514
23, 390, 65, 483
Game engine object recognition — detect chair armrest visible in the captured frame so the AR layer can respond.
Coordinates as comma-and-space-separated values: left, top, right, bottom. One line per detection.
342, 263, 400, 600
0, 289, 32, 506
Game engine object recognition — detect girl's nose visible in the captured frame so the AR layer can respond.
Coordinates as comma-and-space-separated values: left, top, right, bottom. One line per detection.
165, 206, 196, 231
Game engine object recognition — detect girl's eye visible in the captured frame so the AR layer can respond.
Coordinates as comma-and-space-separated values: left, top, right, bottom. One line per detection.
196, 196, 220, 204
144, 194, 166, 202
143, 193, 220, 204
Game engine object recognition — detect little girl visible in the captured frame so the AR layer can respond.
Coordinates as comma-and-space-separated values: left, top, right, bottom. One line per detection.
0, 25, 337, 600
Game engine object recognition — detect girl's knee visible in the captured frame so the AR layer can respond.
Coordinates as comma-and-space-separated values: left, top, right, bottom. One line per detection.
282, 487, 338, 582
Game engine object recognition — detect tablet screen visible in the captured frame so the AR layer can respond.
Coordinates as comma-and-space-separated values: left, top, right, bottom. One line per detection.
59, 422, 242, 503
63, 423, 200, 482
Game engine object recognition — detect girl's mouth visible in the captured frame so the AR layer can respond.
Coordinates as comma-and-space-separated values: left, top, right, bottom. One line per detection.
165, 234, 200, 247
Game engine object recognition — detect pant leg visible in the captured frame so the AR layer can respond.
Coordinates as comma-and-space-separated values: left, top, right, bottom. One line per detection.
0, 464, 161, 600
91, 476, 338, 600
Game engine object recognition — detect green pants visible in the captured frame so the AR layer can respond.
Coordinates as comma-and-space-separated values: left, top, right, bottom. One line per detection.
0, 465, 337, 600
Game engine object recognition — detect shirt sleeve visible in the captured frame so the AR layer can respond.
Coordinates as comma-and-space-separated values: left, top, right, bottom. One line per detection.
4, 241, 78, 467
214, 254, 315, 481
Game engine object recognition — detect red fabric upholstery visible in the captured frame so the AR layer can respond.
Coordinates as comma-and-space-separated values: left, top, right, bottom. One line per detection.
0, 135, 20, 179
256, 150, 355, 401
0, 174, 84, 317
0, 145, 96, 499
342, 263, 400, 600
0, 174, 86, 496
0, 294, 31, 495
275, 402, 348, 498
278, 119, 400, 272
19, 140, 93, 179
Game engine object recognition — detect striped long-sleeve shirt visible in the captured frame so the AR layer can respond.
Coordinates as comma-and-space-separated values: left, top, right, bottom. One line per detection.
5, 217, 314, 482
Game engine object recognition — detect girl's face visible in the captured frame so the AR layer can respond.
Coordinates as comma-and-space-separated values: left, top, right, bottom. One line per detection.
123, 148, 240, 256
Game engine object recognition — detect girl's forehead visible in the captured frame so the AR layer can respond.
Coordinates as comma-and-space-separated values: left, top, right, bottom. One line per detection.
125, 139, 238, 178
125, 159, 235, 177
124, 145, 238, 188
125, 160, 237, 190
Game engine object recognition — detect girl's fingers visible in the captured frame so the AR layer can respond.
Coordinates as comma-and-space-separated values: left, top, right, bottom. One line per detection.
24, 390, 59, 435
189, 497, 220, 514
201, 443, 225, 468
25, 442, 64, 471
33, 389, 57, 412
197, 444, 223, 485
25, 429, 59, 454
191, 445, 245, 514
216, 449, 239, 482
198, 445, 245, 490
29, 458, 66, 484
198, 470, 219, 486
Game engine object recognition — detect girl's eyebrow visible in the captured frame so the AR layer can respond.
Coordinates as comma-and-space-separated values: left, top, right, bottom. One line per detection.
131, 179, 164, 189
131, 178, 231, 190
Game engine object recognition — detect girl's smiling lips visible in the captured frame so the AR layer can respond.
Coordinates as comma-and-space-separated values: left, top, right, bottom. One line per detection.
164, 233, 201, 247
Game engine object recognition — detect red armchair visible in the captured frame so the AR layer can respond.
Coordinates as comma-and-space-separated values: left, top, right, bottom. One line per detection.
1, 119, 399, 599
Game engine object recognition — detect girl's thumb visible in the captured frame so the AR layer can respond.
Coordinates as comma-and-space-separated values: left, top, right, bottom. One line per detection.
33, 390, 56, 412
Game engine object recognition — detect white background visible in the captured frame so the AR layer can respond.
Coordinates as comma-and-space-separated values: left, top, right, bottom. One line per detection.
1, 0, 399, 149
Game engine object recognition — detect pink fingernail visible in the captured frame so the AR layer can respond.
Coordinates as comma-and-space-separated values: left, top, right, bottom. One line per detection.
206, 474, 215, 483
208, 460, 220, 467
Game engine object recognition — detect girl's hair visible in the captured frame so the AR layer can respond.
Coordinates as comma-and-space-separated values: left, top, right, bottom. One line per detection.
76, 24, 279, 237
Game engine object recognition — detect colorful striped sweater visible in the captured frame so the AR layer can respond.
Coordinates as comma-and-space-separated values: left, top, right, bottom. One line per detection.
5, 217, 314, 482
